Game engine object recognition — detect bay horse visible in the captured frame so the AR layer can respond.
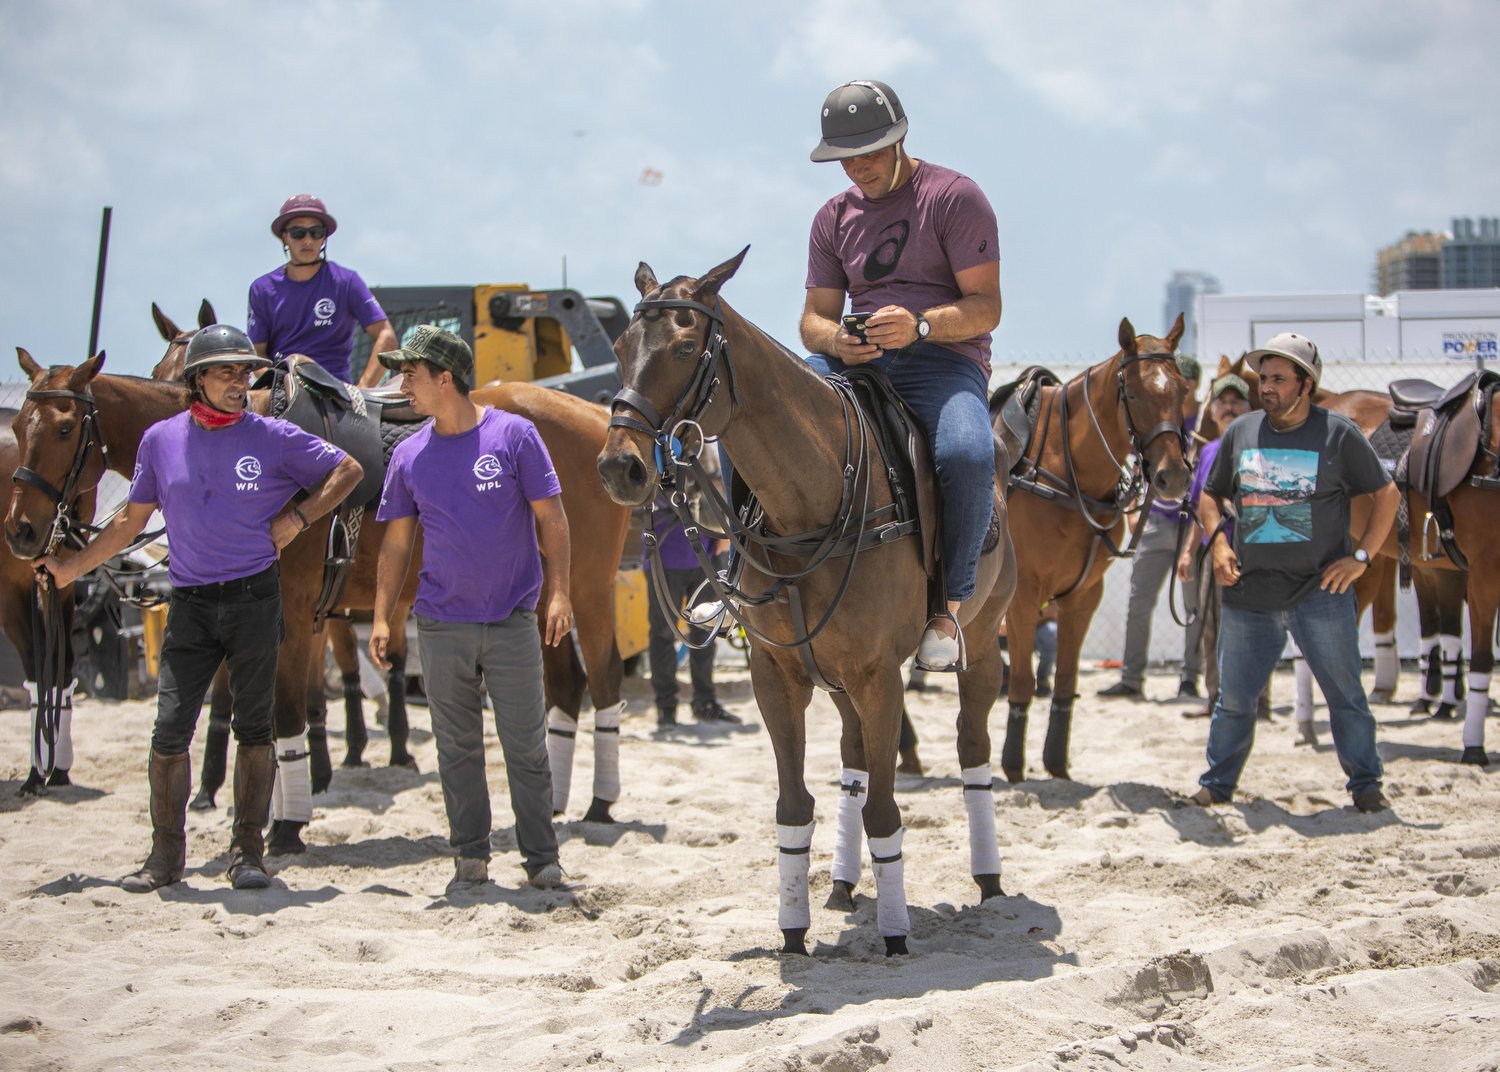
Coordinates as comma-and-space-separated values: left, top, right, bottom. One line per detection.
150, 308, 631, 820
997, 315, 1193, 783
598, 250, 1017, 956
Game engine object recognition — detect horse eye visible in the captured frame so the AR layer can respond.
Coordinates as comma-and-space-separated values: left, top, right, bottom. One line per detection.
57, 423, 74, 438
677, 340, 697, 358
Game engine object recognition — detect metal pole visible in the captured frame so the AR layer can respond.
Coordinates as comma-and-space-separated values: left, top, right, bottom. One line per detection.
87, 206, 113, 356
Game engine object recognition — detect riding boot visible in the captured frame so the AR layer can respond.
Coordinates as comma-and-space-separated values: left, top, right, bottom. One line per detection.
120, 750, 191, 893
226, 744, 275, 890
1001, 702, 1028, 783
1042, 696, 1073, 780
386, 650, 416, 769
191, 711, 231, 811
341, 671, 368, 768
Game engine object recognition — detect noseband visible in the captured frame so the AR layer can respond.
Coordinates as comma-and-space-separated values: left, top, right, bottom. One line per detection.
13, 387, 109, 553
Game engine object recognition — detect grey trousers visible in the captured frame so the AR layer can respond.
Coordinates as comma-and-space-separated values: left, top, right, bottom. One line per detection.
1120, 512, 1203, 688
416, 611, 559, 870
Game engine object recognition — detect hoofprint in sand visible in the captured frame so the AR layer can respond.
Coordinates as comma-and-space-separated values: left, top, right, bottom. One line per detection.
2, 663, 1498, 1071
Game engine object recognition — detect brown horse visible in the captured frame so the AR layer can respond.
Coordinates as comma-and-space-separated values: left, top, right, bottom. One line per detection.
598, 250, 1017, 956
998, 316, 1193, 783
150, 308, 632, 821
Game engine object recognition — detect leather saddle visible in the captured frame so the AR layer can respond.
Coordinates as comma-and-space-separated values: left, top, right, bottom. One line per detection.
990, 366, 1061, 477
1397, 371, 1500, 500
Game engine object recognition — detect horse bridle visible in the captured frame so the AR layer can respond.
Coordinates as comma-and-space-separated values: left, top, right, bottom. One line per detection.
13, 387, 109, 555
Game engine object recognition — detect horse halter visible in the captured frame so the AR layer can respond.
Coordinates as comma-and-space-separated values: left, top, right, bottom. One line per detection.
609, 296, 740, 477
12, 387, 109, 553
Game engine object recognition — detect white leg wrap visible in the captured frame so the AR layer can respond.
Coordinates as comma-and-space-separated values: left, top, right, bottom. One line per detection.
777, 821, 816, 932
1441, 635, 1465, 705
832, 768, 869, 887
962, 765, 1003, 878
1464, 672, 1490, 749
546, 706, 577, 813
1372, 630, 1398, 694
869, 828, 910, 939
275, 734, 312, 823
1419, 635, 1440, 701
591, 701, 625, 804
27, 679, 77, 773
1294, 655, 1314, 724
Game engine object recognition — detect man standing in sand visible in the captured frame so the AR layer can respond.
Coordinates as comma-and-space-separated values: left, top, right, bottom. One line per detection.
1187, 333, 1398, 812
367, 325, 571, 893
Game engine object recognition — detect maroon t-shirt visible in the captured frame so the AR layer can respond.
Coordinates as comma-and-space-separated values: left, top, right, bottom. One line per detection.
806, 161, 1000, 375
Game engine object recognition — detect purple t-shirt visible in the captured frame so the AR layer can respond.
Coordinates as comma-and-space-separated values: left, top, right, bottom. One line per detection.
1188, 438, 1225, 544
377, 407, 563, 622
129, 412, 346, 587
806, 161, 1000, 376
645, 497, 710, 571
246, 260, 386, 382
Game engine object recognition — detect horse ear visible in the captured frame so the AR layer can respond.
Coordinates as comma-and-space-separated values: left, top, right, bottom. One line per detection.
1118, 317, 1137, 355
1165, 312, 1186, 351
199, 298, 216, 328
1216, 354, 1231, 375
66, 352, 106, 393
152, 303, 176, 342
695, 245, 750, 302
634, 262, 659, 298
16, 347, 43, 381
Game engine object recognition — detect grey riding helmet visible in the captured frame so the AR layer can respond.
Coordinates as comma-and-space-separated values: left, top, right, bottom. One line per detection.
810, 80, 908, 162
1245, 332, 1323, 388
182, 324, 273, 380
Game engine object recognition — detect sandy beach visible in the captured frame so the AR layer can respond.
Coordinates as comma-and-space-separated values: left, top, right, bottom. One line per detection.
2, 659, 1498, 1071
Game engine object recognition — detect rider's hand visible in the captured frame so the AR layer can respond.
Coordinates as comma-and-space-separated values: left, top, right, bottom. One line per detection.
865, 305, 919, 350
368, 621, 392, 670
832, 326, 881, 366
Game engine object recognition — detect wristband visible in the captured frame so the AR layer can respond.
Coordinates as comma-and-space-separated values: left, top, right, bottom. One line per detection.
292, 506, 309, 531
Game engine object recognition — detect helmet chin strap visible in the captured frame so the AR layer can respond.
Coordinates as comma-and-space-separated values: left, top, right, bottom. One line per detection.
885, 144, 910, 196
282, 242, 328, 268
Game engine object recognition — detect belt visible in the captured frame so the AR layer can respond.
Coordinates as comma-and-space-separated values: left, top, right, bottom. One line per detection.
174, 564, 279, 597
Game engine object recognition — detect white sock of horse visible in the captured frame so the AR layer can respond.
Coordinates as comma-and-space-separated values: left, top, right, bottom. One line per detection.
1464, 672, 1490, 750
1293, 655, 1314, 724
591, 701, 625, 804
275, 734, 312, 823
546, 706, 577, 814
832, 768, 869, 888
1441, 635, 1464, 706
869, 828, 910, 939
1372, 630, 1398, 695
777, 821, 815, 933
1419, 634, 1440, 702
962, 764, 1002, 879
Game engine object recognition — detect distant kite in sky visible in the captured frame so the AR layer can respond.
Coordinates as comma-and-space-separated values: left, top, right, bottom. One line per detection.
639, 167, 663, 186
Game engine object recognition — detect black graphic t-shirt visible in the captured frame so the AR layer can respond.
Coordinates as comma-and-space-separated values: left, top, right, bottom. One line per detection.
1205, 407, 1390, 612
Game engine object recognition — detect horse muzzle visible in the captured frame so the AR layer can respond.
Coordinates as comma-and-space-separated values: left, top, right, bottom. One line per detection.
596, 432, 657, 507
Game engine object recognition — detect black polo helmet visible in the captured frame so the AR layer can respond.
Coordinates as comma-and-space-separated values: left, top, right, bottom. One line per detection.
182, 324, 273, 379
810, 80, 908, 163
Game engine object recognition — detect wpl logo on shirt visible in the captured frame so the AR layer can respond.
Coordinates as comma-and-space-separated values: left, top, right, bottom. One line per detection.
472, 453, 505, 491
313, 298, 336, 327
235, 455, 263, 491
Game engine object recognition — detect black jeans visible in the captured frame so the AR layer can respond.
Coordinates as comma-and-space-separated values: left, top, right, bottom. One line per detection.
152, 566, 283, 756
646, 566, 718, 710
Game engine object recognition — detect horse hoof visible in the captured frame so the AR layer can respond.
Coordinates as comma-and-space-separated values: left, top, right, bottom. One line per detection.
1433, 704, 1457, 721
46, 768, 71, 788
974, 874, 1004, 901
1002, 767, 1024, 784
781, 928, 809, 956
1409, 698, 1432, 716
883, 935, 909, 957
824, 880, 856, 912
1461, 746, 1491, 767
897, 747, 924, 776
189, 787, 218, 812
266, 821, 307, 856
582, 798, 616, 824
390, 753, 419, 773
341, 756, 369, 769
1045, 766, 1071, 781
16, 770, 45, 798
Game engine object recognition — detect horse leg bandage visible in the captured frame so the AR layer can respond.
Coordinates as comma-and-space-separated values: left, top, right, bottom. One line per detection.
868, 828, 910, 939
546, 706, 577, 814
1293, 655, 1314, 725
832, 768, 869, 888
1464, 672, 1490, 750
26, 679, 75, 774
777, 821, 816, 932
275, 734, 312, 823
1420, 635, 1440, 702
591, 701, 625, 804
1372, 630, 1398, 695
1441, 635, 1465, 705
962, 765, 1002, 879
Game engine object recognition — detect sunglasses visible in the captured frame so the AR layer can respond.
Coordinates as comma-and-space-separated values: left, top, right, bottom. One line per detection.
284, 225, 327, 240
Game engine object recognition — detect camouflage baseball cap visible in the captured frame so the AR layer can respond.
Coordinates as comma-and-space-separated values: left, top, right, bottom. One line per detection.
1210, 373, 1251, 400
1174, 353, 1201, 381
378, 324, 474, 385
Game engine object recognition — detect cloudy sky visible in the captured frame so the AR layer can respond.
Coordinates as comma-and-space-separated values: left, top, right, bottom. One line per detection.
2, 0, 1495, 380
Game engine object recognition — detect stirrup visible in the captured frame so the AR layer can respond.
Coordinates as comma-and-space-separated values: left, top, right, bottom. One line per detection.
915, 613, 967, 673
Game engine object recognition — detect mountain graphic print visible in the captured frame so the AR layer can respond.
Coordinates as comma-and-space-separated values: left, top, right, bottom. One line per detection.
1238, 448, 1317, 544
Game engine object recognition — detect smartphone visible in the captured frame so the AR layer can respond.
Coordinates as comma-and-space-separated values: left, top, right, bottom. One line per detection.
842, 313, 870, 343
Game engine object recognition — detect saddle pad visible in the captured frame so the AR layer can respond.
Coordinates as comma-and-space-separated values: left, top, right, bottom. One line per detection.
381, 418, 425, 464
1368, 416, 1413, 479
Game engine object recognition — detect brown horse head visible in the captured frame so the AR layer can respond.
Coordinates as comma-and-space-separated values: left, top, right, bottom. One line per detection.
6, 348, 108, 559
597, 247, 749, 507
1195, 352, 1260, 441
149, 298, 217, 381
1118, 312, 1192, 502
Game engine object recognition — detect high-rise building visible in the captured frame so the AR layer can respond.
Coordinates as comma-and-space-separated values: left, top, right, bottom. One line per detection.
1163, 270, 1220, 357
1374, 218, 1499, 295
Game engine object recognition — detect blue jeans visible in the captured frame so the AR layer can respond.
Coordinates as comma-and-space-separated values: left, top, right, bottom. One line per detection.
1199, 587, 1383, 801
805, 344, 994, 602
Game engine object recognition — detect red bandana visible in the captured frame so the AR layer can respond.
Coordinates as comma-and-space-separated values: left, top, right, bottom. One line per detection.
189, 401, 246, 429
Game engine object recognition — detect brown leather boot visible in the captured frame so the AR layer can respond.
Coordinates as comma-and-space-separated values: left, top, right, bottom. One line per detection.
120, 750, 190, 893
226, 744, 276, 890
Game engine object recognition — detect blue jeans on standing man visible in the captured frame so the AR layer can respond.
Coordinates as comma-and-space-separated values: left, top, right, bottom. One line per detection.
1199, 586, 1383, 802
804, 343, 994, 602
